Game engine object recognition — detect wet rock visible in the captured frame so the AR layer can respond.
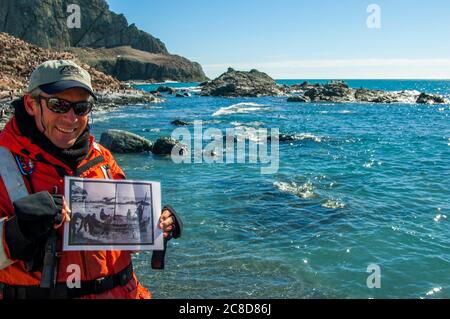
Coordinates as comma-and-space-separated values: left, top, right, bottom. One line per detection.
416, 93, 447, 104
287, 95, 310, 103
157, 86, 177, 94
152, 137, 188, 156
284, 81, 446, 104
201, 67, 283, 97
100, 129, 152, 153
171, 119, 192, 126
267, 134, 297, 142
304, 81, 354, 102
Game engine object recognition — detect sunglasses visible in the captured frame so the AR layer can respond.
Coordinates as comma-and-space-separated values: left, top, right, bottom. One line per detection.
38, 96, 94, 116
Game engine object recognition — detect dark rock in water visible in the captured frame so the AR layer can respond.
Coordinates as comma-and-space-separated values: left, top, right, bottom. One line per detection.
278, 134, 297, 142
267, 134, 297, 142
175, 91, 191, 97
100, 130, 153, 153
200, 68, 283, 97
416, 93, 447, 104
171, 120, 192, 126
287, 96, 310, 103
304, 81, 354, 102
152, 137, 188, 156
284, 81, 448, 104
157, 86, 177, 94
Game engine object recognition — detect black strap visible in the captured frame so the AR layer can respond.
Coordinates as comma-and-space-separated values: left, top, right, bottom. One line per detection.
1, 263, 133, 299
75, 156, 105, 176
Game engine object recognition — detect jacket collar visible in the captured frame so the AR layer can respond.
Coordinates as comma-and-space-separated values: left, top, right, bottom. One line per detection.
0, 116, 96, 174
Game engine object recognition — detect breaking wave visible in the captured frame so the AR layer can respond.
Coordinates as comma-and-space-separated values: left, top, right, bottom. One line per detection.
213, 102, 268, 116
322, 199, 346, 209
273, 181, 317, 199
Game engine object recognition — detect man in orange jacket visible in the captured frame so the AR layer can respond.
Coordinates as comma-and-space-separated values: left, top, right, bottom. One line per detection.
0, 60, 181, 299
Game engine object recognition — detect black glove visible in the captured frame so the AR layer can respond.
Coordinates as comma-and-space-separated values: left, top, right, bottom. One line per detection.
5, 191, 63, 264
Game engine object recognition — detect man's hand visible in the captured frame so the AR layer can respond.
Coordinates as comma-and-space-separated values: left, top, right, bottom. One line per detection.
55, 197, 71, 229
152, 205, 182, 269
159, 208, 175, 238
158, 205, 182, 239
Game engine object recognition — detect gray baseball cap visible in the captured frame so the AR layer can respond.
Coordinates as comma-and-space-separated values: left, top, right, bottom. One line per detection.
28, 60, 96, 99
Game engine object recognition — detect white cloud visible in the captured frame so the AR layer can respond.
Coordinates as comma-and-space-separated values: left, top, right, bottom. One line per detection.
203, 59, 450, 79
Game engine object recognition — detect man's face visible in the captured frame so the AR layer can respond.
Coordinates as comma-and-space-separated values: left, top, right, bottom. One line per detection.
24, 87, 91, 149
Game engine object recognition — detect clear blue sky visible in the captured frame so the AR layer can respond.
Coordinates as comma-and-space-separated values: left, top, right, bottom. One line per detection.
106, 0, 450, 79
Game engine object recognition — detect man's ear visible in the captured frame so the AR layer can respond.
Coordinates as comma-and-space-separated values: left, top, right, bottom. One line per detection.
23, 94, 37, 116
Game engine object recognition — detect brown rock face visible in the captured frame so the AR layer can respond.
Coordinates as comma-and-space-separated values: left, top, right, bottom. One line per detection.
0, 32, 125, 93
0, 0, 208, 82
0, 0, 167, 54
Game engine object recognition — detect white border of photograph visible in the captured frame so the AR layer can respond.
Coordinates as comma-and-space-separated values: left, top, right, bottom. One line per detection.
63, 176, 163, 251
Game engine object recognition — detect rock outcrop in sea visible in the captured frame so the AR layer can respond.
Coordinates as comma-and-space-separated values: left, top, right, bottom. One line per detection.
100, 130, 153, 153
286, 81, 448, 104
201, 68, 447, 104
171, 120, 192, 126
152, 137, 189, 156
201, 68, 283, 97
97, 131, 189, 156
0, 0, 208, 82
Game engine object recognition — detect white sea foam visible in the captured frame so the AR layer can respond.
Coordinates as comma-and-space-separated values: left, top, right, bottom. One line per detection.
93, 112, 153, 123
322, 199, 346, 209
177, 86, 201, 92
213, 102, 268, 116
293, 133, 324, 143
201, 119, 223, 124
425, 287, 442, 296
231, 121, 265, 127
433, 214, 447, 222
320, 110, 353, 114
274, 181, 317, 199
233, 125, 268, 143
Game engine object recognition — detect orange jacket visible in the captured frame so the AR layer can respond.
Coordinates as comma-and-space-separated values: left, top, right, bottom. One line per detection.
0, 117, 150, 299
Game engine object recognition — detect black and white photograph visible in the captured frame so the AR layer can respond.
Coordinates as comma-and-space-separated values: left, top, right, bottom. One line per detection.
63, 177, 163, 251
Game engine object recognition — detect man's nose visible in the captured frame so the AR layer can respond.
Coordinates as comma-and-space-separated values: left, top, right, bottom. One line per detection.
63, 107, 78, 121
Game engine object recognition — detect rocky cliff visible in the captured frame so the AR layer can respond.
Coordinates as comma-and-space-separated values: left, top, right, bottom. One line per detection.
0, 0, 207, 82
0, 32, 124, 94
66, 46, 208, 82
0, 0, 167, 54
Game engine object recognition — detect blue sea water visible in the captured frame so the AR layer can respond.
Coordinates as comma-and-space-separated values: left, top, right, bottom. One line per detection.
91, 80, 450, 298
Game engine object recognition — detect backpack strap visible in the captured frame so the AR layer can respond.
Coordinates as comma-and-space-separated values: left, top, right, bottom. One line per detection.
0, 146, 29, 270
0, 146, 29, 202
